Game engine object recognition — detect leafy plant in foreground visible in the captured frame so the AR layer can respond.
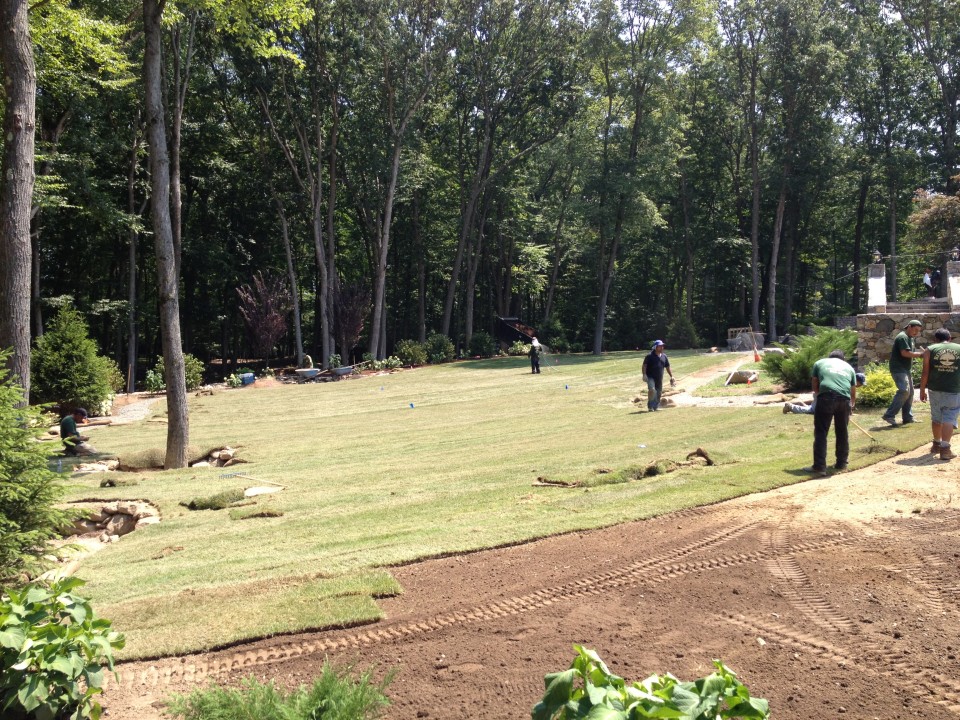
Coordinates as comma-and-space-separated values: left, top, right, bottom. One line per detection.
532, 646, 769, 720
167, 664, 391, 720
0, 577, 124, 720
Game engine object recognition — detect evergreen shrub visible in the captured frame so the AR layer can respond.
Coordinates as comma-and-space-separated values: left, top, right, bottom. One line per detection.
666, 316, 701, 349
468, 331, 496, 358
858, 362, 897, 407
394, 340, 427, 367
31, 308, 122, 413
760, 328, 857, 390
425, 333, 455, 364
0, 351, 71, 582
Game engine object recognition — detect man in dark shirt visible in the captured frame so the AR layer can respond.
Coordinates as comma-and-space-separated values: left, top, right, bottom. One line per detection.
60, 408, 95, 455
641, 340, 674, 412
882, 320, 924, 426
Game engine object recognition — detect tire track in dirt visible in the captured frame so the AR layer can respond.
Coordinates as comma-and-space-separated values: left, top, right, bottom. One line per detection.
108, 520, 856, 691
724, 613, 960, 713
762, 519, 858, 634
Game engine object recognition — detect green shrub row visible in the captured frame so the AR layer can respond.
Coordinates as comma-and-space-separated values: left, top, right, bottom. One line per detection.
393, 333, 456, 366
144, 354, 206, 393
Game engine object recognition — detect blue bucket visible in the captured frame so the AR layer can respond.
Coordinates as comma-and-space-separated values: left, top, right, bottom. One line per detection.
240, 373, 255, 386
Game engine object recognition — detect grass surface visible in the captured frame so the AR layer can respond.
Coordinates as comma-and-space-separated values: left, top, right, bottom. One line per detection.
62, 351, 928, 659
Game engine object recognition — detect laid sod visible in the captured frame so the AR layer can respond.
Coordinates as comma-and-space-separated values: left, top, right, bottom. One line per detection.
61, 351, 928, 659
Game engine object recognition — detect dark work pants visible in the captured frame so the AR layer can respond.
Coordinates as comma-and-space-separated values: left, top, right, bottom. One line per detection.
813, 392, 850, 470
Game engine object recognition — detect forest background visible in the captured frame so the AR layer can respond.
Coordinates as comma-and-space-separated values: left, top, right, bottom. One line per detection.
2, 0, 959, 399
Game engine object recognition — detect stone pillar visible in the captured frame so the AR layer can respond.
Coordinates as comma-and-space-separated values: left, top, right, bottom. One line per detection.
947, 260, 960, 310
866, 263, 887, 312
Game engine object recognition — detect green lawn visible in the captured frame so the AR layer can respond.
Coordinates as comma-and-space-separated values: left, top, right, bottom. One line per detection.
62, 351, 927, 659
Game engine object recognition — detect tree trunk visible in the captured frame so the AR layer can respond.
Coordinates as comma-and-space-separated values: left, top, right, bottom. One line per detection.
0, 0, 36, 399
274, 195, 304, 367
766, 171, 789, 343
888, 188, 898, 301
368, 136, 404, 360
413, 192, 426, 343
144, 0, 189, 468
126, 112, 142, 394
852, 172, 870, 310
169, 13, 197, 280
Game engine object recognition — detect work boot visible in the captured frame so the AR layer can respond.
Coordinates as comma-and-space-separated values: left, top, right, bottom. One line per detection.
782, 404, 791, 414
931, 440, 942, 453
940, 445, 957, 461
804, 466, 828, 478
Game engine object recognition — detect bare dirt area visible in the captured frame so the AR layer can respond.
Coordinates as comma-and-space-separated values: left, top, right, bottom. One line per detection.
97, 360, 960, 719
101, 443, 960, 720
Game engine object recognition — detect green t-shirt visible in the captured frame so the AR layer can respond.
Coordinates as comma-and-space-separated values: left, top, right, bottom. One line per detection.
888, 331, 915, 374
812, 357, 856, 398
926, 342, 960, 394
60, 415, 79, 444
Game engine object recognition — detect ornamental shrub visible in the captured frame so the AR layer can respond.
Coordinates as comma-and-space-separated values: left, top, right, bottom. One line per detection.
394, 339, 427, 367
425, 333, 455, 364
0, 576, 124, 720
760, 327, 857, 391
148, 354, 206, 392
508, 340, 530, 356
666, 315, 701, 349
468, 331, 496, 358
858, 362, 897, 407
31, 308, 121, 414
0, 351, 71, 583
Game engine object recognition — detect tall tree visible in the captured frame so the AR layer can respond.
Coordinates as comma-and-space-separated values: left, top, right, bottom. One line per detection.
0, 0, 37, 400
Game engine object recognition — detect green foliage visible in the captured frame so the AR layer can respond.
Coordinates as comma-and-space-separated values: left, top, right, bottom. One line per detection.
394, 339, 428, 367
0, 352, 71, 583
365, 356, 402, 371
0, 576, 124, 720
329, 354, 342, 369
532, 646, 769, 720
182, 489, 247, 511
508, 340, 531, 356
424, 333, 455, 364
225, 374, 243, 389
144, 369, 165, 394
31, 308, 117, 414
148, 354, 206, 393
167, 665, 391, 720
858, 362, 897, 407
468, 331, 496, 358
760, 328, 858, 391
666, 316, 701, 350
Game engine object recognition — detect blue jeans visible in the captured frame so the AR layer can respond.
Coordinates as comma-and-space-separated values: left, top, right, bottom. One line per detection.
646, 376, 662, 411
883, 372, 914, 422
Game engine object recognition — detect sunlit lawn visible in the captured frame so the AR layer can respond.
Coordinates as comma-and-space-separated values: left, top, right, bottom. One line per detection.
62, 350, 927, 659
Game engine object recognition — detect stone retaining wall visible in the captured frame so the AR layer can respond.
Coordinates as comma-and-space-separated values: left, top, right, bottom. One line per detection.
856, 313, 960, 367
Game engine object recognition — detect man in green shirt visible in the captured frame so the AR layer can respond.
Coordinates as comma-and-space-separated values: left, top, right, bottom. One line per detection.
882, 319, 924, 426
60, 408, 95, 456
919, 328, 960, 461
808, 349, 857, 477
